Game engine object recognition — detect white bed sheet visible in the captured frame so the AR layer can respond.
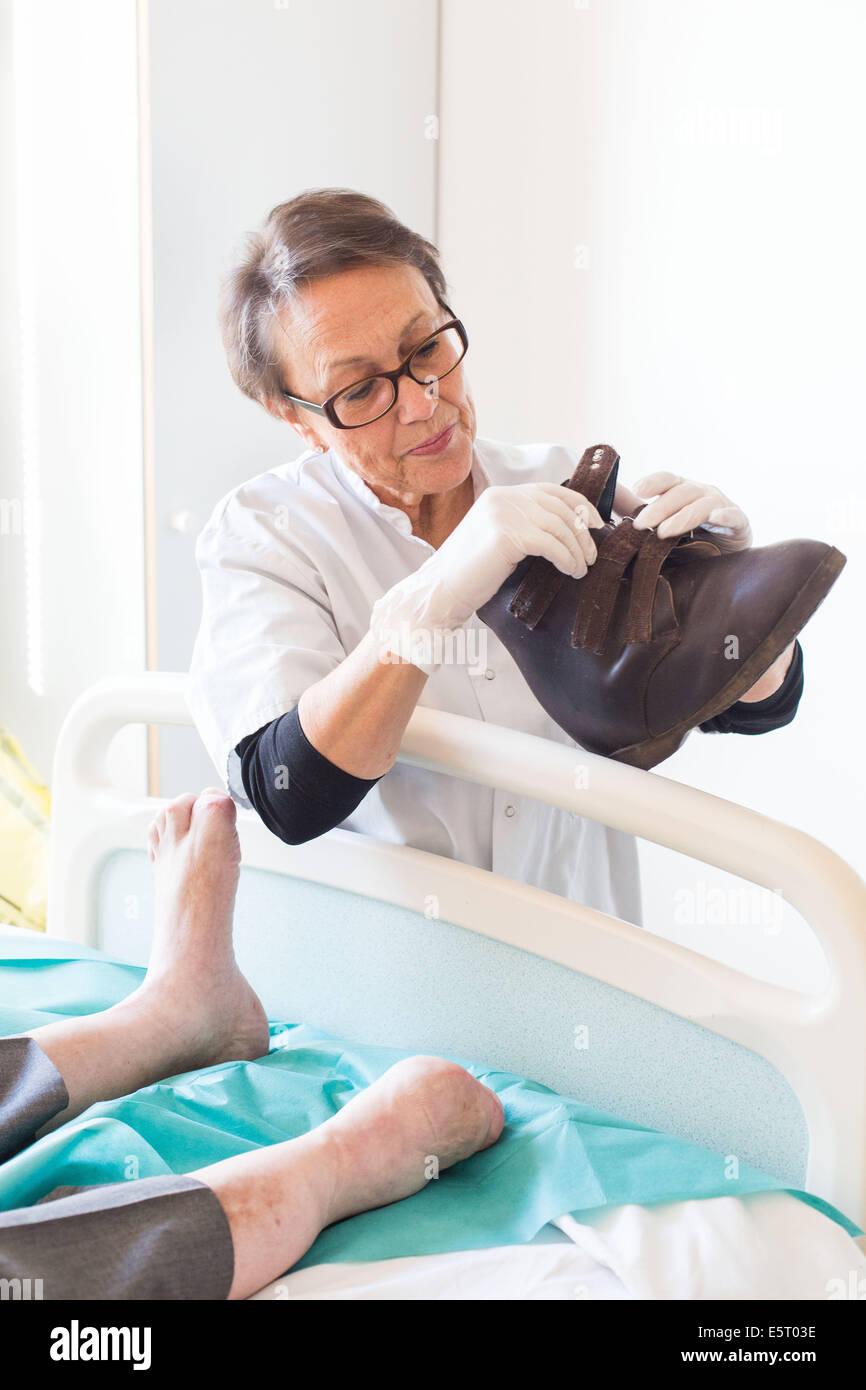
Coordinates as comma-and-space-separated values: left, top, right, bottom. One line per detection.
250, 1241, 629, 1301
250, 1191, 865, 1301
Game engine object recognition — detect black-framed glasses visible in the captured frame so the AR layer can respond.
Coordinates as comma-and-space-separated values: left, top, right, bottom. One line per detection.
280, 305, 469, 429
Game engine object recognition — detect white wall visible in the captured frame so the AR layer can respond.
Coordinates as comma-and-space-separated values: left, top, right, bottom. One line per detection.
0, 0, 146, 789
438, 0, 866, 987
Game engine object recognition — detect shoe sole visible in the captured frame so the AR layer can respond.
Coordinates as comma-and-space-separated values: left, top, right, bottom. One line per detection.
611, 545, 847, 771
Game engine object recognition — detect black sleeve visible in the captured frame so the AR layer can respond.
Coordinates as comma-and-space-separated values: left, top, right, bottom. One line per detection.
699, 639, 804, 736
236, 705, 383, 845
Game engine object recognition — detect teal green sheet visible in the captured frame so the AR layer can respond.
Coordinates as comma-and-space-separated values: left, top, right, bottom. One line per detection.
0, 934, 859, 1267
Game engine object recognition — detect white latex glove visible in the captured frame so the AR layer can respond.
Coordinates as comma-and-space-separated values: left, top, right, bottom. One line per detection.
621, 471, 753, 553
370, 482, 603, 674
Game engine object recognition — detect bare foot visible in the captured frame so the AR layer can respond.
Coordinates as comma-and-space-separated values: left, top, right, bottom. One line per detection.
317, 1056, 505, 1226
138, 788, 269, 1072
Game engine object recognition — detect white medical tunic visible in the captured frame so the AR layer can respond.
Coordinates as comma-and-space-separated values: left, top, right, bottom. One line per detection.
187, 436, 643, 925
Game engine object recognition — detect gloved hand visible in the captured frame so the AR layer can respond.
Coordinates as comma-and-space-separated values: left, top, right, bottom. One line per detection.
616, 471, 753, 553
370, 482, 603, 674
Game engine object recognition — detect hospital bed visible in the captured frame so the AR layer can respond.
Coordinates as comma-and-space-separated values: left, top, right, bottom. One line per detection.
18, 672, 866, 1297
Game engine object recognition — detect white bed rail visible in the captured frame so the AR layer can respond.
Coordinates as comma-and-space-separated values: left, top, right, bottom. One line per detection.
47, 671, 866, 1227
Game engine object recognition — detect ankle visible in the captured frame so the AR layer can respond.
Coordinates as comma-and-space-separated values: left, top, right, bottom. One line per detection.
295, 1125, 348, 1229
104, 986, 201, 1077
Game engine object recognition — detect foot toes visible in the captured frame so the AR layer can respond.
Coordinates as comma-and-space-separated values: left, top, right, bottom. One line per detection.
193, 789, 237, 822
162, 792, 198, 840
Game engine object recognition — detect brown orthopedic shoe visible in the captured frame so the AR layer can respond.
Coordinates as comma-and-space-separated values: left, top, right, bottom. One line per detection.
477, 444, 846, 770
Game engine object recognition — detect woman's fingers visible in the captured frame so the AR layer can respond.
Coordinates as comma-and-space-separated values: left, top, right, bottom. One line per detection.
628, 473, 751, 548
534, 485, 606, 573
534, 528, 591, 577
652, 498, 721, 537
632, 471, 684, 496
571, 507, 598, 567
529, 506, 594, 574
489, 481, 606, 576
632, 480, 706, 533
534, 493, 601, 569
706, 503, 750, 532
533, 482, 604, 530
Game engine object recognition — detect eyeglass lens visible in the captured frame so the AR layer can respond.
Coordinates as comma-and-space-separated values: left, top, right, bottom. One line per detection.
332, 325, 465, 427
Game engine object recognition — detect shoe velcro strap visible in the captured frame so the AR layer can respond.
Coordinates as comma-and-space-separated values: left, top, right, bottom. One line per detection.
622, 529, 682, 643
508, 444, 621, 628
566, 444, 620, 509
508, 551, 571, 628
571, 518, 643, 653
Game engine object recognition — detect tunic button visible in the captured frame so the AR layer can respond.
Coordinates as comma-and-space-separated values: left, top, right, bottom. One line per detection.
484, 668, 495, 680
504, 804, 516, 817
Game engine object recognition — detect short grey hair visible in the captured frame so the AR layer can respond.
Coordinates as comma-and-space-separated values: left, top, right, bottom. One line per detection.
219, 187, 449, 407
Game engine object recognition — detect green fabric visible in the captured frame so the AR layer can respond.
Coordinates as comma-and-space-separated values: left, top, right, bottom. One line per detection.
0, 934, 860, 1267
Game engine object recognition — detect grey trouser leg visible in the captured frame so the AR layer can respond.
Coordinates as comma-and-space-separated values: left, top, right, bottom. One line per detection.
0, 1037, 235, 1299
0, 1036, 69, 1163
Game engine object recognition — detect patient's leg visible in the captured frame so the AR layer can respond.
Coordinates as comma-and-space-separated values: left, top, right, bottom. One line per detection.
195, 1053, 505, 1299
0, 1044, 504, 1299
20, 788, 269, 1132
3, 787, 505, 1299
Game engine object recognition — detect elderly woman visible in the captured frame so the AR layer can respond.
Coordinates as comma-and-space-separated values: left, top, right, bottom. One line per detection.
188, 188, 801, 925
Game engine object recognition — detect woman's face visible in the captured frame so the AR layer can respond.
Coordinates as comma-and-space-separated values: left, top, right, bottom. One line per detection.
269, 262, 477, 504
